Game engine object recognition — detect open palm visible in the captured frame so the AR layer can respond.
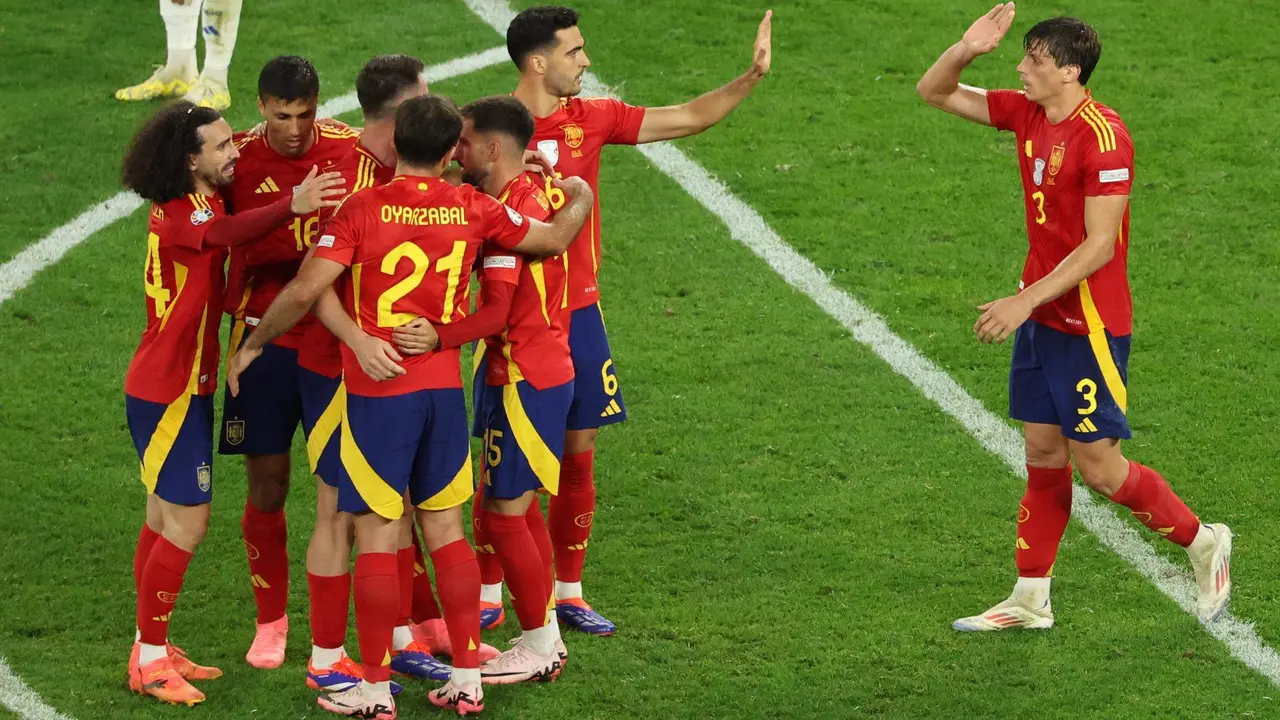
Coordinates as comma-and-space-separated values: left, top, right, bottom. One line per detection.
750, 10, 773, 77
962, 3, 1016, 56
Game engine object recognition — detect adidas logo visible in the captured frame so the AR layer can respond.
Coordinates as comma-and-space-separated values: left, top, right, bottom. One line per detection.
250, 574, 272, 589
1074, 417, 1099, 434
255, 177, 280, 194
599, 399, 622, 418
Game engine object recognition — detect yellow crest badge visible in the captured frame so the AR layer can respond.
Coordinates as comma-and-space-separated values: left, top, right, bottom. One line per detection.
1048, 144, 1067, 176
225, 419, 245, 445
562, 123, 584, 149
196, 463, 212, 493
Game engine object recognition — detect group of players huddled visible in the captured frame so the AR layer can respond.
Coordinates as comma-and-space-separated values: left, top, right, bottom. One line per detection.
119, 5, 773, 716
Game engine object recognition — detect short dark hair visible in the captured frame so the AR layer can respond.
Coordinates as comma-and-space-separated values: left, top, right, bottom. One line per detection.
506, 5, 580, 69
460, 96, 536, 151
357, 54, 426, 120
121, 101, 223, 204
1023, 17, 1102, 86
258, 55, 320, 102
394, 95, 463, 167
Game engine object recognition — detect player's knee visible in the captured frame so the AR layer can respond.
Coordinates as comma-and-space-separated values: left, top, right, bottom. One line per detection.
1072, 446, 1128, 497
247, 456, 290, 511
564, 428, 598, 455
165, 512, 209, 551
416, 507, 466, 550
1025, 443, 1070, 469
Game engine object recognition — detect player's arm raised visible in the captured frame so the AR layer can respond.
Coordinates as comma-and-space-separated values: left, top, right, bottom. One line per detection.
634, 10, 772, 144
916, 3, 1016, 126
974, 194, 1129, 343
510, 176, 595, 256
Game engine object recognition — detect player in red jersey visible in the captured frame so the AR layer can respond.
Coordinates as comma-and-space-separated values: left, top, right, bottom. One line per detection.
474, 3, 774, 636
120, 101, 343, 706
918, 4, 1232, 631
445, 95, 572, 684
226, 95, 594, 718
220, 55, 361, 669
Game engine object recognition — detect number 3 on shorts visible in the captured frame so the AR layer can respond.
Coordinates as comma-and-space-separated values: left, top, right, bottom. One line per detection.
1076, 378, 1098, 416
601, 359, 618, 396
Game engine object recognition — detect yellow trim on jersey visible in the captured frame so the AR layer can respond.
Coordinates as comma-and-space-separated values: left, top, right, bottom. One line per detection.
1077, 279, 1128, 414
418, 450, 474, 511
503, 383, 561, 495
588, 205, 598, 275
338, 402, 404, 519
1080, 105, 1116, 153
529, 259, 551, 325
319, 126, 360, 139
157, 262, 189, 333
306, 381, 346, 473
351, 263, 364, 329
141, 306, 208, 493
501, 332, 526, 383
473, 339, 487, 377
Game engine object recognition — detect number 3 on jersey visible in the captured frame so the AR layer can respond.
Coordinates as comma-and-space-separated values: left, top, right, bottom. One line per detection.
376, 240, 468, 327
1031, 191, 1047, 225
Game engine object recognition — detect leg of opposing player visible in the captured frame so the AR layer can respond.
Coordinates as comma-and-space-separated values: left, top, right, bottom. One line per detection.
184, 0, 240, 109
116, 0, 200, 102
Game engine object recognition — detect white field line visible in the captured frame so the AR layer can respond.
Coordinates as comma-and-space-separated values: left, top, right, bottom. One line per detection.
0, 44, 508, 720
460, 0, 1280, 686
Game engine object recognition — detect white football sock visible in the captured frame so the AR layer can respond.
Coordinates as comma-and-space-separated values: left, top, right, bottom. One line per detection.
452, 667, 481, 686
1187, 524, 1215, 559
391, 625, 414, 651
139, 642, 167, 665
522, 623, 556, 656
1013, 576, 1052, 609
365, 679, 391, 696
198, 0, 241, 85
311, 645, 345, 669
554, 580, 582, 601
159, 0, 200, 77
479, 582, 503, 604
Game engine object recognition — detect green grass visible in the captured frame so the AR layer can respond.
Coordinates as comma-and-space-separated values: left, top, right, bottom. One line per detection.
3, 0, 1280, 717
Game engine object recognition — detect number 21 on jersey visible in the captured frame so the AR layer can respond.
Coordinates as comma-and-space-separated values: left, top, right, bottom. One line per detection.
375, 240, 468, 327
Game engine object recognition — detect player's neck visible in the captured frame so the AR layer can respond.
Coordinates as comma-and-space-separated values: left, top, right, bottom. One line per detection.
483, 160, 523, 199
1041, 86, 1090, 125
266, 128, 315, 158
359, 120, 397, 167
512, 77, 562, 119
190, 174, 216, 197
396, 161, 446, 179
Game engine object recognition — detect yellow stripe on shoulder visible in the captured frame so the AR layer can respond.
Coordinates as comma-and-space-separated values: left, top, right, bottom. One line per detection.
320, 126, 360, 139
1081, 105, 1116, 153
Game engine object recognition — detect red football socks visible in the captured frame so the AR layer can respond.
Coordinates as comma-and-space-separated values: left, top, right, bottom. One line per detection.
549, 450, 595, 585
134, 524, 161, 599
1110, 461, 1200, 547
410, 532, 442, 623
137, 537, 192, 646
1016, 465, 1073, 578
430, 539, 481, 669
473, 483, 505, 585
481, 509, 551, 631
307, 572, 351, 650
353, 553, 398, 682
526, 500, 554, 592
396, 546, 414, 627
242, 502, 289, 624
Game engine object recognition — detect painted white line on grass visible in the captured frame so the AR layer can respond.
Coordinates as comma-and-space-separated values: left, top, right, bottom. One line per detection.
0, 46, 509, 308
463, 0, 1280, 687
0, 44, 508, 720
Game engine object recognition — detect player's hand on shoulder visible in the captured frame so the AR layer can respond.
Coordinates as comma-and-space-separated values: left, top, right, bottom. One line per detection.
291, 165, 347, 214
352, 333, 407, 381
974, 293, 1032, 344
391, 317, 439, 356
962, 3, 1016, 57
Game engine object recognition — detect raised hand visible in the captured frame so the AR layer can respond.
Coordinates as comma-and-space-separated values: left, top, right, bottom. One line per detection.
962, 3, 1016, 57
290, 165, 347, 214
749, 10, 773, 79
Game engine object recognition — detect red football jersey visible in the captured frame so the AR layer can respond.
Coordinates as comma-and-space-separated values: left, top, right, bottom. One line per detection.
479, 172, 573, 390
297, 142, 397, 379
125, 193, 228, 404
528, 97, 646, 311
224, 124, 359, 348
988, 90, 1135, 336
314, 176, 532, 397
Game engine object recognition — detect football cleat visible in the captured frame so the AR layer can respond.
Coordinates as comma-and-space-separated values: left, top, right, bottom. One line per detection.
556, 597, 616, 636
389, 641, 452, 681
130, 656, 206, 706
307, 655, 404, 695
128, 644, 221, 690
114, 68, 196, 102
410, 619, 501, 662
428, 679, 484, 716
245, 615, 288, 669
316, 683, 396, 719
480, 638, 562, 685
952, 595, 1054, 632
1189, 523, 1233, 622
182, 76, 231, 111
479, 601, 505, 630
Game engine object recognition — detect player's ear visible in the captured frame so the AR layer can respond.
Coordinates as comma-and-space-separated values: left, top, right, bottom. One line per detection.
529, 53, 548, 77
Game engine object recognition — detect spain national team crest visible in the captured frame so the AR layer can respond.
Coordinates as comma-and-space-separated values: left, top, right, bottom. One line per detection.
1049, 143, 1067, 177
562, 123, 584, 149
196, 463, 212, 493
225, 419, 245, 445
